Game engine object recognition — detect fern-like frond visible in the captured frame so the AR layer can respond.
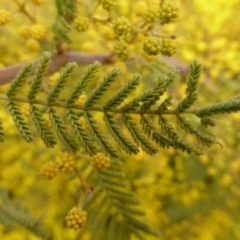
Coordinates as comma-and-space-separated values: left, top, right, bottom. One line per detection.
86, 112, 119, 158
103, 74, 141, 110
55, 0, 76, 15
195, 98, 240, 117
140, 116, 170, 147
66, 61, 101, 105
176, 60, 201, 112
53, 18, 72, 43
83, 167, 160, 240
157, 95, 173, 112
0, 204, 51, 239
55, 0, 65, 15
103, 113, 139, 155
27, 52, 50, 101
140, 79, 170, 110
152, 131, 173, 149
1, 53, 238, 156
140, 115, 203, 155
48, 108, 79, 152
53, 0, 77, 43
123, 115, 158, 155
200, 117, 217, 128
6, 63, 33, 98
30, 105, 56, 148
68, 110, 97, 155
98, 169, 159, 237
173, 139, 203, 155
0, 189, 51, 239
47, 62, 77, 104
122, 69, 178, 112
140, 115, 154, 138
84, 68, 121, 107
177, 115, 220, 147
159, 116, 178, 140
157, 68, 179, 89
6, 101, 33, 142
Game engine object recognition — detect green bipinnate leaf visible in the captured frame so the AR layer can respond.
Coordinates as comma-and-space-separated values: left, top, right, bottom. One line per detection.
0, 54, 239, 156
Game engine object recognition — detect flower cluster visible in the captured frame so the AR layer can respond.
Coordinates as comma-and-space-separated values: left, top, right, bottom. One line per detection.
74, 16, 89, 32
160, 39, 177, 56
18, 25, 31, 39
0, 9, 10, 25
159, 2, 179, 24
144, 7, 159, 23
99, 0, 116, 12
39, 161, 59, 180
113, 17, 131, 36
114, 41, 130, 60
55, 152, 77, 173
30, 24, 46, 40
65, 207, 87, 230
92, 153, 111, 170
143, 37, 162, 55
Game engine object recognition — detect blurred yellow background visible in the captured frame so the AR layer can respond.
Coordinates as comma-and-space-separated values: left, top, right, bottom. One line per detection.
0, 0, 240, 239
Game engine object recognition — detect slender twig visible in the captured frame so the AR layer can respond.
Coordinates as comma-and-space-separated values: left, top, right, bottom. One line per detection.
0, 52, 113, 86
0, 51, 189, 87
14, 0, 36, 23
161, 56, 189, 76
0, 93, 196, 115
74, 167, 94, 210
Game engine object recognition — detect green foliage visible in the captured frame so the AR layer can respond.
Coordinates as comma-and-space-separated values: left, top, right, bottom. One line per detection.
47, 62, 77, 104
86, 112, 119, 158
1, 53, 240, 157
6, 101, 33, 143
0, 189, 51, 240
53, 0, 77, 44
1, 0, 240, 239
177, 116, 220, 147
103, 113, 139, 155
66, 61, 101, 105
27, 53, 50, 101
103, 74, 141, 110
123, 114, 158, 155
1, 52, 240, 239
80, 163, 160, 239
176, 60, 201, 113
30, 105, 56, 148
196, 98, 240, 117
49, 108, 79, 153
84, 67, 121, 108
67, 110, 97, 155
6, 63, 33, 98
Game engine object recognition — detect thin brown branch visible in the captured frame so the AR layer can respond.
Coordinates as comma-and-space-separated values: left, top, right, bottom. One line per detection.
0, 50, 189, 87
74, 167, 94, 210
0, 52, 113, 86
14, 0, 36, 23
161, 56, 189, 76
